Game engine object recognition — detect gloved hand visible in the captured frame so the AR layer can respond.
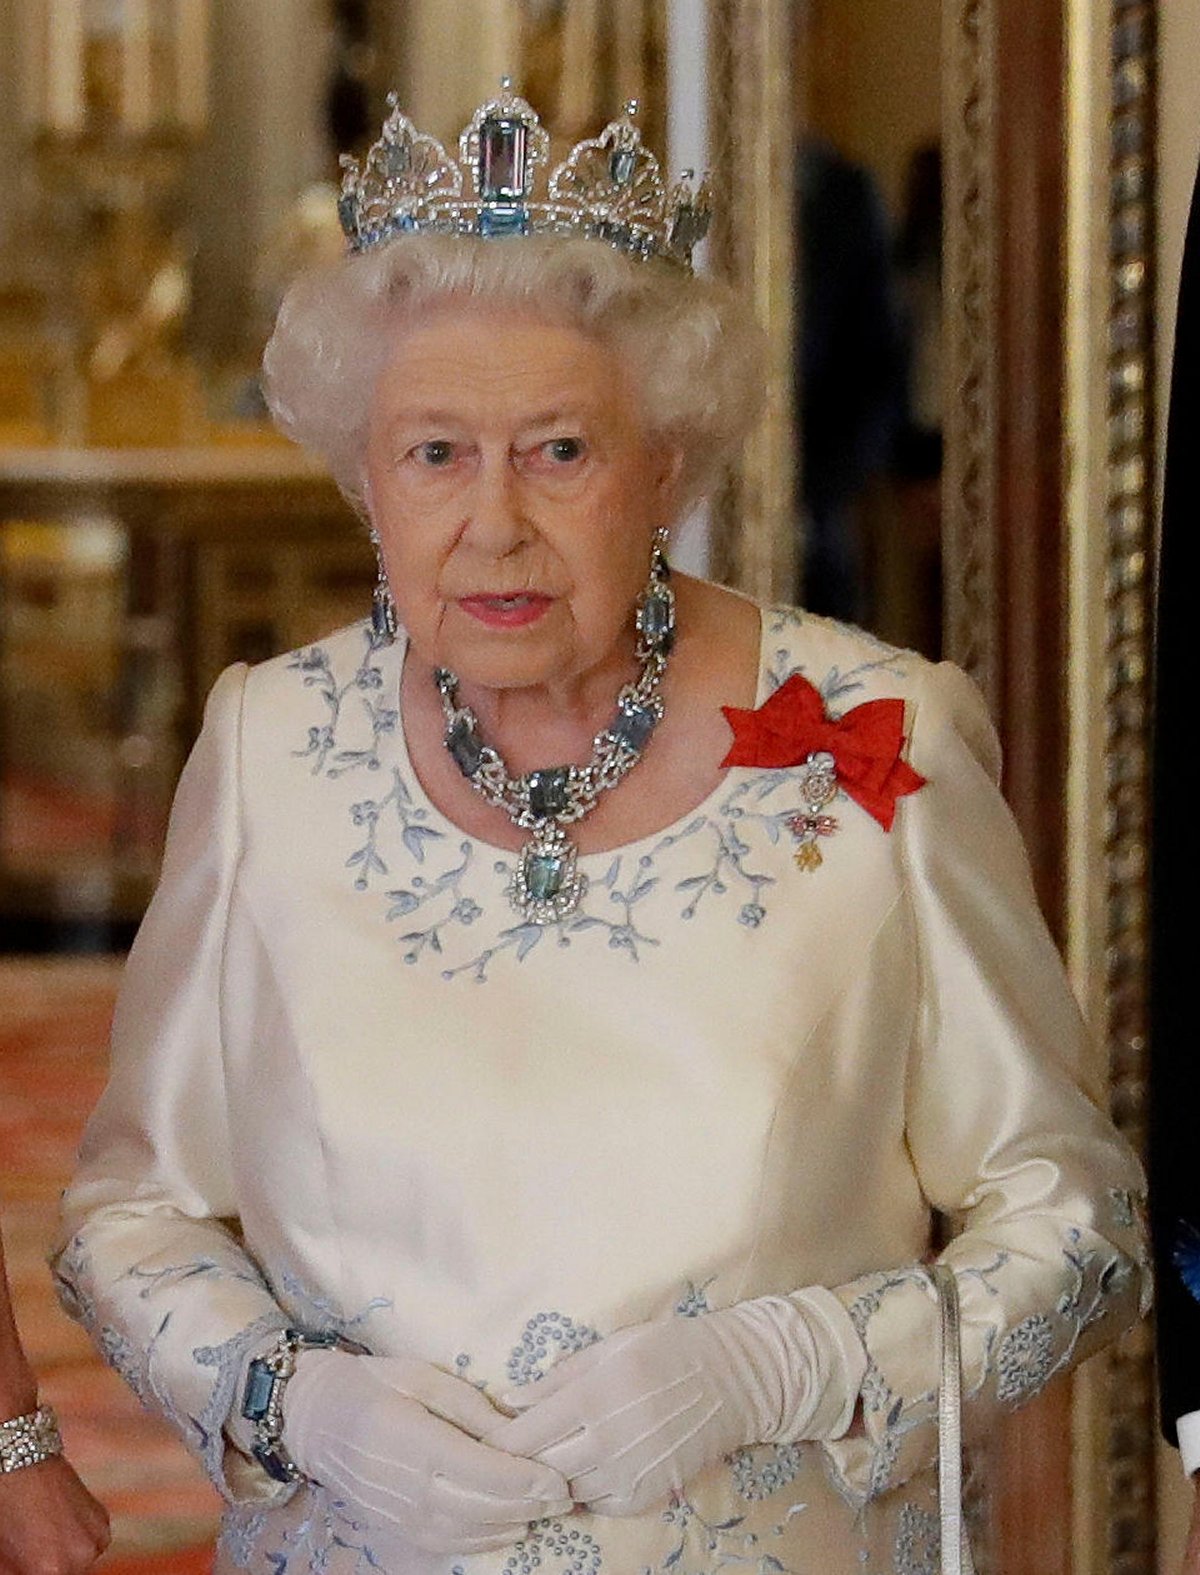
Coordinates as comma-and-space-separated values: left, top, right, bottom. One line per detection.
483, 1288, 867, 1519
279, 1350, 574, 1554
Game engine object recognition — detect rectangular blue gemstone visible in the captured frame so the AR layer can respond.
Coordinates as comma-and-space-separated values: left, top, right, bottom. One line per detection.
448, 717, 484, 777
612, 705, 657, 752
479, 204, 529, 237
528, 768, 570, 818
242, 1360, 276, 1422
639, 591, 675, 652
527, 854, 565, 901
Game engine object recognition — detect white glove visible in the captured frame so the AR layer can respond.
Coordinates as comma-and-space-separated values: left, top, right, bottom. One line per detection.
279, 1350, 574, 1554
483, 1289, 867, 1519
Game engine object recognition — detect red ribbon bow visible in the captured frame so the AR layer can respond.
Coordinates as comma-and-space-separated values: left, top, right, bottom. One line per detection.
720, 674, 926, 831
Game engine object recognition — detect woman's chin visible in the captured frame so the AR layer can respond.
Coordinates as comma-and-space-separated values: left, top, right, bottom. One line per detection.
432, 633, 570, 694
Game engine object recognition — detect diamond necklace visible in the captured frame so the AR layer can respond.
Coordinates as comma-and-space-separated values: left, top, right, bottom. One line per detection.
435, 554, 676, 925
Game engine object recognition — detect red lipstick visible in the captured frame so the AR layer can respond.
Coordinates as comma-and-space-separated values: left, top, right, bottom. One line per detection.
458, 593, 552, 629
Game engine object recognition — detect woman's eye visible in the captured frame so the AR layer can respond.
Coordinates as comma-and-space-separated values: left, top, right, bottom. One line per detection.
416, 440, 456, 466
544, 437, 585, 464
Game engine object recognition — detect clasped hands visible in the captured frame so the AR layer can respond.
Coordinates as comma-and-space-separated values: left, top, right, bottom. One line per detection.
280, 1289, 865, 1557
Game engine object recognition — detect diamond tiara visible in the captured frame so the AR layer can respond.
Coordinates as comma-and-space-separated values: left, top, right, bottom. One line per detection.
337, 79, 713, 271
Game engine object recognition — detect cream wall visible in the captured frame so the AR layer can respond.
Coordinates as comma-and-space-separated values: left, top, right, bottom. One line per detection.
1156, 1, 1200, 1566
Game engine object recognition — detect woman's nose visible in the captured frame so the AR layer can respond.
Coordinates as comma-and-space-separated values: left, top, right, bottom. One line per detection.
462, 457, 529, 555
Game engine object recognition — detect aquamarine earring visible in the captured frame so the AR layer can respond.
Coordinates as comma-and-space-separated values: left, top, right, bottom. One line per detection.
369, 530, 398, 644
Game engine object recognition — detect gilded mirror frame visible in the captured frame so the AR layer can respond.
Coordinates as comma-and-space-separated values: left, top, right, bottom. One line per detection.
715, 0, 1159, 1567
944, 1, 1158, 1570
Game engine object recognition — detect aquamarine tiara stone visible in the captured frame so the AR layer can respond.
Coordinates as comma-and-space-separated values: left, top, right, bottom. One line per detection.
337, 79, 712, 271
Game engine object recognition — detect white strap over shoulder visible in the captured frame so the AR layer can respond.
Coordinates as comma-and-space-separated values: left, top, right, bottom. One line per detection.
930, 1264, 976, 1575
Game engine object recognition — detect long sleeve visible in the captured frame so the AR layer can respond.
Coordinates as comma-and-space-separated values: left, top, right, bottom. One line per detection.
53, 664, 292, 1505
822, 658, 1150, 1504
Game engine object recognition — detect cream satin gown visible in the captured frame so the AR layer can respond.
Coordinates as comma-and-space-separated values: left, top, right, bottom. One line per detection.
55, 605, 1147, 1575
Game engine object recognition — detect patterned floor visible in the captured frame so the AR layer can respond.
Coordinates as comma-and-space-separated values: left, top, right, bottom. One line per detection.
0, 958, 221, 1572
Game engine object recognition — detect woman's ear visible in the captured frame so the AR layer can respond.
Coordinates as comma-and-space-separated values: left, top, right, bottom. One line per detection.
654, 445, 686, 514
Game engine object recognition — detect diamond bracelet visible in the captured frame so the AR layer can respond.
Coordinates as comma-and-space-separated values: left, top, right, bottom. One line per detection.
0, 1404, 63, 1473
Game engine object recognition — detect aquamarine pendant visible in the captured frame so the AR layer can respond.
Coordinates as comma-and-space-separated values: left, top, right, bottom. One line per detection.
509, 826, 587, 924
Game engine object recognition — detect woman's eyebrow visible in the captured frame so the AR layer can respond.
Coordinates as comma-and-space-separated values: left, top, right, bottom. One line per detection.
386, 408, 465, 428
518, 406, 595, 431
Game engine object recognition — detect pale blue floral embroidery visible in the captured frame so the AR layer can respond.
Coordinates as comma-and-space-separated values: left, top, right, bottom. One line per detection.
220, 1487, 386, 1574
995, 1315, 1054, 1404
217, 1507, 268, 1569
672, 816, 775, 923
675, 1279, 715, 1317
764, 606, 910, 699
386, 841, 483, 963
290, 618, 908, 982
97, 1324, 152, 1405
441, 853, 662, 982
652, 1495, 791, 1574
494, 1518, 604, 1575
507, 1312, 603, 1387
273, 1269, 392, 1341
128, 1255, 265, 1298
841, 1230, 1139, 1502
892, 1501, 938, 1575
348, 768, 445, 888
731, 1444, 806, 1502
840, 1260, 1001, 1502
54, 1236, 258, 1469
290, 627, 397, 778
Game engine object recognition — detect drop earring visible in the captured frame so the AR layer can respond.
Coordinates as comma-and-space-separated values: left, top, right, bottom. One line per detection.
369, 530, 398, 644
636, 526, 675, 655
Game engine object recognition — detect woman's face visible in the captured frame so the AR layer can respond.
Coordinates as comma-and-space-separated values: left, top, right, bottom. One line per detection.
364, 300, 681, 694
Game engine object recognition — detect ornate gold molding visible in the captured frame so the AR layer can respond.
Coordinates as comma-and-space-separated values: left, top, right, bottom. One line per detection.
942, 0, 999, 711
1103, 2, 1157, 1569
943, 0, 1159, 1564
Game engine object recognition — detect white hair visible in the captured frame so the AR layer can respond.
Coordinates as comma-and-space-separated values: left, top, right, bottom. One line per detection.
261, 234, 765, 518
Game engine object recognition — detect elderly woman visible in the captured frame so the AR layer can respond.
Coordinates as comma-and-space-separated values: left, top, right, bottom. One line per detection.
55, 89, 1146, 1573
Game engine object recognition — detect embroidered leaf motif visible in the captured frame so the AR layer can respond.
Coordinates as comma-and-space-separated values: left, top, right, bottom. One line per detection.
512, 924, 543, 961
293, 617, 920, 984
402, 824, 444, 862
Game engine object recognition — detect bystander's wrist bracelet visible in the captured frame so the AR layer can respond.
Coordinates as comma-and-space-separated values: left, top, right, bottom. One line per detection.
240, 1328, 340, 1484
0, 1404, 63, 1473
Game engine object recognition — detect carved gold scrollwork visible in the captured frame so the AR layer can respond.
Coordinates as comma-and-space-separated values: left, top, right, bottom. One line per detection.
1104, 3, 1157, 1571
942, 0, 999, 710
940, 23, 1000, 1566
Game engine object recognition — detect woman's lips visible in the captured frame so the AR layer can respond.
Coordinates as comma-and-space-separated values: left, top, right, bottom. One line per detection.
457, 593, 553, 629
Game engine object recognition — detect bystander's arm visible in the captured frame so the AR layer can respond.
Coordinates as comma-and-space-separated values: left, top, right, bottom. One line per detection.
0, 1225, 110, 1575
